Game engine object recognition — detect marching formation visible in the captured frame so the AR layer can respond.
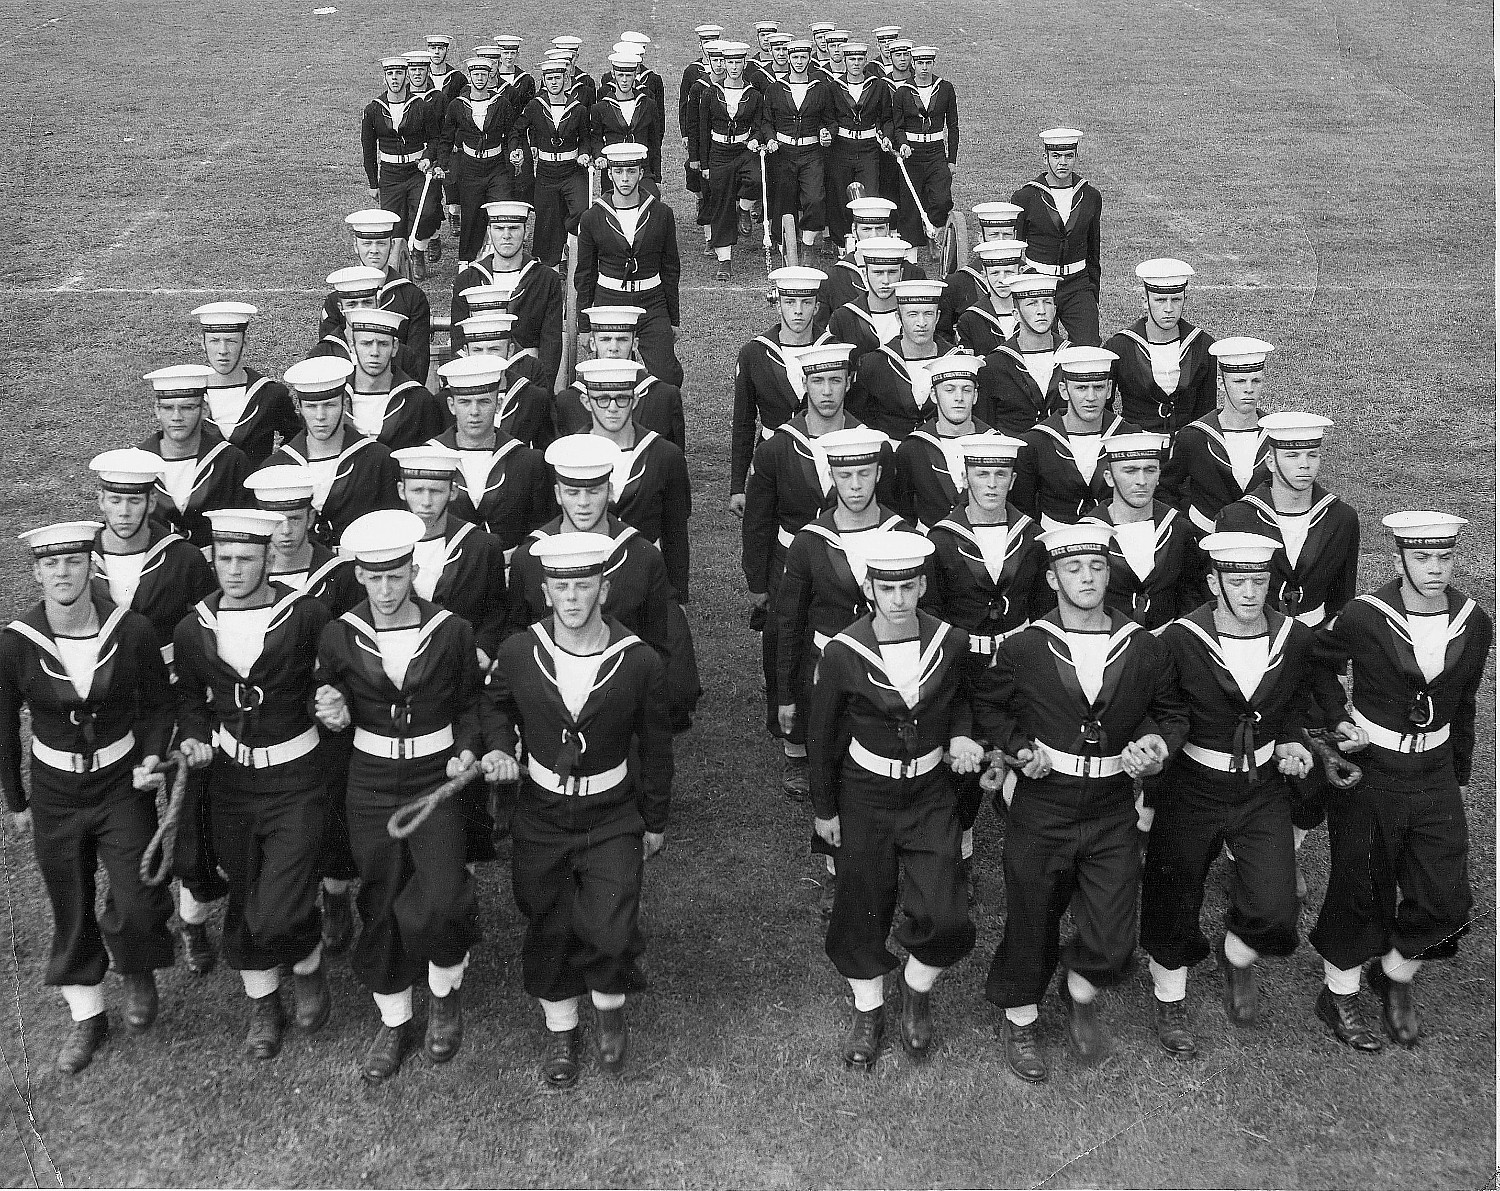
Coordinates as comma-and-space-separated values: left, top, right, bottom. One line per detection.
0, 17, 1490, 1099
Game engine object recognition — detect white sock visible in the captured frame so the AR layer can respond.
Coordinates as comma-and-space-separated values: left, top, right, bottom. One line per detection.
61, 984, 105, 1022
412, 238, 429, 251
1005, 1003, 1038, 1027
715, 249, 731, 262
801, 231, 818, 245
240, 968, 281, 999
1381, 948, 1422, 984
783, 742, 807, 759
1293, 826, 1309, 851
1224, 931, 1259, 969
178, 887, 212, 925
739, 199, 753, 211
848, 976, 884, 1011
1149, 959, 1187, 1003
322, 879, 350, 896
429, 953, 469, 998
590, 990, 626, 1011
702, 226, 712, 240
1066, 970, 1098, 1004
825, 854, 837, 876
540, 997, 579, 1032
1323, 960, 1361, 996
960, 828, 974, 861
292, 943, 322, 976
903, 955, 943, 994
373, 987, 413, 1027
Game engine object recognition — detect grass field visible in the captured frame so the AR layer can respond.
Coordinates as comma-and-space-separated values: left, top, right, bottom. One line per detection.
0, 0, 1495, 1187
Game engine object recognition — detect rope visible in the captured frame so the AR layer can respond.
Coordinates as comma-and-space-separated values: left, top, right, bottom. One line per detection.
139, 752, 189, 886
1303, 728, 1363, 790
387, 762, 483, 839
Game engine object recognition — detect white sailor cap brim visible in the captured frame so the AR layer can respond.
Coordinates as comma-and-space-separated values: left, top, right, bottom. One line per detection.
144, 364, 214, 396
426, 35, 453, 46
532, 531, 615, 576
860, 530, 933, 581
974, 239, 1028, 263
1382, 510, 1468, 547
494, 35, 524, 48
971, 201, 1024, 225
856, 236, 911, 265
767, 266, 828, 296
695, 25, 724, 38
754, 21, 779, 32
620, 31, 650, 45
1208, 336, 1275, 371
392, 446, 463, 478
459, 313, 518, 339
794, 343, 855, 375
602, 142, 649, 164
460, 283, 516, 309
465, 57, 492, 71
206, 508, 285, 543
1055, 345, 1119, 381
90, 447, 164, 492
848, 197, 898, 221
787, 39, 814, 52
1135, 257, 1195, 293
346, 308, 406, 336
190, 300, 258, 331
893, 280, 946, 304
284, 357, 356, 397
483, 201, 533, 224
928, 353, 983, 384
551, 36, 583, 48
818, 426, 889, 466
1007, 272, 1059, 297
545, 434, 623, 486
1199, 531, 1279, 571
327, 265, 388, 296
539, 59, 569, 73
438, 356, 506, 390
381, 57, 409, 70
1258, 412, 1331, 447
345, 208, 402, 238
1040, 522, 1114, 559
582, 305, 647, 330
20, 521, 104, 558
1039, 127, 1083, 147
245, 465, 317, 509
576, 359, 644, 388
842, 42, 869, 54
1102, 431, 1169, 460
341, 510, 426, 569
608, 53, 641, 69
957, 433, 1025, 465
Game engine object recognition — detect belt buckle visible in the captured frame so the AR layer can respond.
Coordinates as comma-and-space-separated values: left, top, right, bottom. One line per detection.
565, 774, 583, 797
235, 741, 253, 767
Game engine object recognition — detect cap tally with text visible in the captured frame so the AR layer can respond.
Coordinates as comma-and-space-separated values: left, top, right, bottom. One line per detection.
755, 20, 779, 33
1039, 127, 1082, 149
602, 142, 648, 165
576, 359, 644, 389
493, 34, 523, 49
426, 34, 452, 47
1199, 531, 1279, 572
1103, 431, 1169, 460
90, 448, 163, 494
1258, 412, 1331, 448
1007, 272, 1058, 299
826, 31, 850, 46
958, 433, 1024, 466
582, 305, 646, 331
1208, 336, 1275, 373
544, 435, 621, 487
608, 52, 640, 69
971, 201, 1023, 232
327, 265, 386, 298
245, 465, 316, 510
704, 41, 725, 58
848, 196, 897, 223
1055, 345, 1118, 381
818, 426, 888, 467
718, 41, 750, 60
465, 56, 492, 72
1135, 258, 1195, 294
1382, 511, 1468, 549
788, 38, 814, 53
460, 283, 514, 311
909, 45, 934, 60
872, 25, 901, 40
795, 343, 854, 375
893, 279, 945, 305
340, 510, 425, 570
928, 353, 982, 385
483, 201, 532, 225
283, 356, 355, 397
190, 301, 257, 332
459, 313, 517, 343
767, 266, 827, 297
539, 58, 568, 75
381, 56, 409, 71
144, 364, 214, 397
404, 51, 431, 68
19, 522, 103, 559
843, 41, 869, 55
392, 445, 462, 479
695, 23, 723, 39
551, 35, 582, 50
345, 307, 405, 337
439, 355, 506, 392
766, 33, 792, 47
974, 240, 1027, 265
532, 532, 615, 578
206, 509, 285, 544
860, 531, 933, 582
1040, 521, 1113, 561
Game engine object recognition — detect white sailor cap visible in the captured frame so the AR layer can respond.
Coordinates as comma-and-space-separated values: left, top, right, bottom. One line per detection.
340, 510, 425, 570
857, 236, 911, 266
958, 433, 1025, 465
928, 353, 982, 385
788, 38, 814, 53
795, 343, 855, 375
283, 357, 355, 398
327, 265, 387, 297
582, 305, 646, 331
90, 447, 163, 493
1102, 431, 1169, 460
459, 313, 517, 342
766, 33, 793, 47
754, 20, 779, 33
345, 209, 401, 239
826, 30, 850, 44
426, 34, 453, 46
542, 48, 573, 62
872, 25, 902, 39
19, 521, 103, 559
620, 31, 651, 45
545, 434, 622, 486
811, 21, 836, 34
602, 142, 649, 165
381, 56, 409, 70
245, 465, 316, 510
842, 41, 870, 55
460, 283, 515, 311
695, 24, 724, 39
483, 200, 532, 225
1258, 412, 1332, 447
392, 445, 462, 478
474, 45, 502, 61
1382, 511, 1469, 548
345, 306, 406, 337
539, 57, 569, 75
531, 531, 615, 577
819, 426, 889, 466
973, 239, 1027, 265
465, 55, 493, 72
190, 301, 258, 331
576, 359, 644, 389
718, 41, 751, 59
206, 508, 285, 543
848, 196, 897, 223
493, 34, 524, 49
1208, 336, 1275, 372
860, 530, 933, 581
893, 279, 946, 305
438, 355, 506, 392
144, 364, 214, 397
1040, 521, 1113, 560
971, 201, 1023, 230
1007, 272, 1059, 298
907, 44, 934, 59
404, 51, 431, 67
1056, 345, 1118, 380
1136, 257, 1195, 294
1039, 127, 1083, 149
611, 42, 644, 57
1199, 531, 1280, 571
551, 35, 583, 49
608, 52, 641, 69
703, 41, 727, 58
767, 266, 827, 296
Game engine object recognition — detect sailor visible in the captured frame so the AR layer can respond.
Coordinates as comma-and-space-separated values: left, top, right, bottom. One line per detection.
892, 353, 995, 530
679, 26, 723, 220
1104, 259, 1218, 437
437, 338, 556, 450
434, 51, 518, 264
850, 279, 957, 441
889, 47, 959, 254
825, 42, 894, 249
0, 521, 176, 1074
808, 530, 980, 1067
692, 41, 770, 282
825, 236, 910, 363
360, 55, 444, 277
312, 243, 429, 383
939, 201, 1022, 336
975, 272, 1069, 436
485, 531, 673, 1088
554, 306, 685, 448
1010, 128, 1104, 346
591, 51, 665, 195
816, 203, 925, 323
682, 40, 729, 254
762, 39, 837, 260
342, 307, 448, 452
952, 240, 1027, 357
510, 60, 592, 271
191, 303, 300, 467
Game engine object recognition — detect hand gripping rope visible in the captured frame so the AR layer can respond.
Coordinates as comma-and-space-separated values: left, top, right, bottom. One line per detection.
138, 752, 189, 886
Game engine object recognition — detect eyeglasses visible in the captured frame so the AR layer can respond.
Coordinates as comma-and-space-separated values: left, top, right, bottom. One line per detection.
588, 393, 635, 408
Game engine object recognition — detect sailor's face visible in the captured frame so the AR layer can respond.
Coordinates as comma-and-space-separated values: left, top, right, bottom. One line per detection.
352, 332, 395, 377
466, 338, 509, 357
555, 482, 610, 532
852, 221, 889, 242
805, 371, 848, 419
778, 292, 817, 336
1220, 370, 1263, 414
408, 64, 430, 88
544, 71, 566, 95
1211, 569, 1271, 623
488, 220, 527, 258
1273, 446, 1321, 491
202, 331, 245, 376
1065, 377, 1111, 423
1398, 547, 1455, 598
865, 262, 902, 300
214, 541, 270, 600
590, 330, 636, 360
586, 390, 637, 434
384, 67, 408, 93
298, 395, 344, 442
355, 235, 393, 270
966, 463, 1013, 512
498, 47, 518, 69
899, 302, 937, 345
984, 262, 1021, 296
1045, 147, 1075, 182
33, 552, 92, 606
724, 58, 745, 83
1016, 293, 1055, 334
156, 396, 204, 442
271, 507, 310, 553
612, 67, 638, 93
357, 561, 415, 615
429, 44, 449, 66
831, 462, 879, 513
97, 490, 151, 540
610, 164, 643, 197
1106, 458, 1159, 508
934, 379, 974, 426
788, 49, 811, 73
1144, 290, 1184, 333
449, 390, 499, 440
1047, 554, 1108, 609
398, 476, 454, 525
866, 574, 925, 624
469, 66, 494, 92
843, 50, 867, 73
542, 574, 607, 628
